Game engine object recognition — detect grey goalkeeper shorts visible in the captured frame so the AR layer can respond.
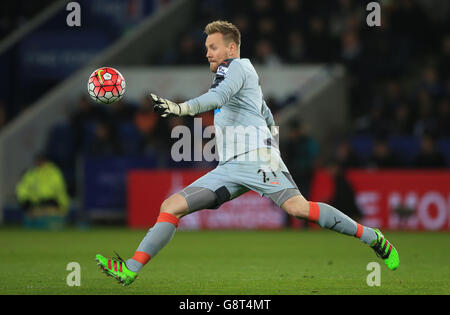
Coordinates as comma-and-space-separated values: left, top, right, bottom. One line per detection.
179, 148, 301, 213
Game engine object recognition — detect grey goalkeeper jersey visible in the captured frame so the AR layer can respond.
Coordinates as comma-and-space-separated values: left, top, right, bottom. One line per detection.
186, 58, 276, 163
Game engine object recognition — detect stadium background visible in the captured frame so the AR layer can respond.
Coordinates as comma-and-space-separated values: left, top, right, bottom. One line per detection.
0, 0, 449, 296
0, 0, 448, 231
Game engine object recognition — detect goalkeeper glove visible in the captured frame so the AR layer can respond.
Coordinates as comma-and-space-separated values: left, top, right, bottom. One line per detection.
151, 93, 192, 117
269, 125, 279, 138
269, 125, 279, 148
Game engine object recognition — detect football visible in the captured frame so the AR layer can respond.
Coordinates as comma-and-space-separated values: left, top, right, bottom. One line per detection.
87, 67, 126, 104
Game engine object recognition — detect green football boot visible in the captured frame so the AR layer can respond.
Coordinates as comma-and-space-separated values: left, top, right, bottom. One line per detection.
370, 229, 399, 270
95, 252, 138, 286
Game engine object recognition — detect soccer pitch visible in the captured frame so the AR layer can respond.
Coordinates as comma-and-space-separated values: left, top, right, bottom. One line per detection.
0, 227, 449, 295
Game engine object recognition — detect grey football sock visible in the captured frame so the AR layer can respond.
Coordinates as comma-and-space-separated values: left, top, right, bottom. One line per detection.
126, 221, 177, 272
310, 202, 377, 246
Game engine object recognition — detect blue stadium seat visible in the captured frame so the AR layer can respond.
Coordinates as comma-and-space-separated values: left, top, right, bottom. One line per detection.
437, 138, 450, 167
45, 122, 76, 194
350, 135, 374, 160
388, 136, 421, 165
46, 122, 75, 167
118, 122, 143, 155
82, 121, 98, 152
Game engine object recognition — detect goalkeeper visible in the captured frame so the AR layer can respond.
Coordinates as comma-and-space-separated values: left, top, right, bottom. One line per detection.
96, 20, 399, 286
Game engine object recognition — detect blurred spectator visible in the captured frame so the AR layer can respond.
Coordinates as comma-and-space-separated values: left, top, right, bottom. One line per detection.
107, 99, 136, 127
419, 66, 444, 100
176, 33, 204, 65
415, 134, 446, 168
254, 39, 282, 66
389, 103, 414, 136
329, 0, 362, 38
361, 8, 397, 76
198, 0, 226, 24
190, 111, 218, 169
198, 110, 215, 129
435, 98, 450, 137
340, 30, 363, 73
232, 15, 253, 58
70, 95, 105, 153
250, 0, 273, 22
367, 137, 400, 168
438, 35, 450, 80
134, 96, 159, 135
283, 120, 319, 197
87, 121, 121, 156
309, 159, 362, 222
413, 89, 437, 137
127, 96, 161, 156
383, 81, 404, 111
256, 17, 278, 45
325, 159, 362, 221
285, 31, 307, 63
139, 108, 179, 161
306, 16, 335, 62
390, 0, 430, 57
354, 104, 389, 135
16, 154, 70, 228
334, 139, 361, 169
280, 0, 306, 34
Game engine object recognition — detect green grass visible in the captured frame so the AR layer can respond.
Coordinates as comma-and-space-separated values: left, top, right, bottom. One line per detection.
0, 227, 449, 294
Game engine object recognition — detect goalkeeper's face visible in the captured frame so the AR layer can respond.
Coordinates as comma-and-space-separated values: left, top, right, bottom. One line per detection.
205, 32, 238, 73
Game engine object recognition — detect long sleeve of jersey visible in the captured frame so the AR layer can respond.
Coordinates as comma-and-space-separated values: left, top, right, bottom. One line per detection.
261, 99, 275, 127
186, 60, 245, 115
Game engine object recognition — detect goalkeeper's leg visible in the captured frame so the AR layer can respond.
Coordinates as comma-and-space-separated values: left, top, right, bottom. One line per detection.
125, 193, 190, 273
123, 165, 246, 274
281, 195, 399, 270
282, 195, 377, 244
95, 193, 191, 285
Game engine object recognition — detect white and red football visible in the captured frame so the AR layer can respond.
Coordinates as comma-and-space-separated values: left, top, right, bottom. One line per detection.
87, 67, 126, 104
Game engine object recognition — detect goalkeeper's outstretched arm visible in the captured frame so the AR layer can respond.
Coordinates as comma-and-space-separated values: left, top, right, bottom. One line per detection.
151, 60, 244, 117
185, 60, 244, 115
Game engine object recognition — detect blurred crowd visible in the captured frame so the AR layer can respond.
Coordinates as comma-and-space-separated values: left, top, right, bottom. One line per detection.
156, 0, 450, 169
158, 0, 450, 137
41, 0, 449, 196
43, 94, 218, 195
4, 0, 450, 205
154, 0, 450, 198
65, 95, 216, 162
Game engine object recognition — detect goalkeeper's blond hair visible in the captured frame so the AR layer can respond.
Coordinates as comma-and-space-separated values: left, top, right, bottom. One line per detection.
204, 20, 241, 50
